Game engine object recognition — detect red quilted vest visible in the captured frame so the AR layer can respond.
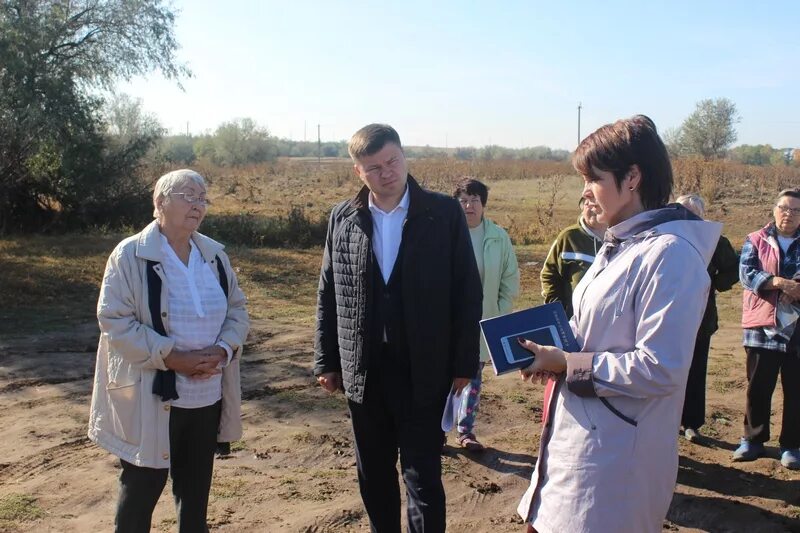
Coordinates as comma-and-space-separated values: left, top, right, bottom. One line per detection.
741, 225, 780, 329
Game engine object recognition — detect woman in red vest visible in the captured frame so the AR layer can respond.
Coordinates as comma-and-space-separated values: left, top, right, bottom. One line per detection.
733, 188, 800, 469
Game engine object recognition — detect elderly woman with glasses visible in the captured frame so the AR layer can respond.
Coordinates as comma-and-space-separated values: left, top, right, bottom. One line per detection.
733, 187, 800, 470
88, 169, 249, 532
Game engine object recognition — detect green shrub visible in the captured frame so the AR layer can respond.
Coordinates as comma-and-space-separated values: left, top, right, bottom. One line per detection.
202, 207, 328, 248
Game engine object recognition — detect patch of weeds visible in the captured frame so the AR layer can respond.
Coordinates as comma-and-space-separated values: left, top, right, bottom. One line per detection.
211, 477, 247, 499
709, 410, 732, 422
157, 517, 177, 532
291, 432, 351, 451
470, 481, 502, 495
291, 430, 315, 443
230, 440, 247, 452
508, 390, 529, 404
277, 476, 300, 500
441, 456, 461, 475
311, 468, 350, 481
0, 493, 44, 522
711, 378, 746, 394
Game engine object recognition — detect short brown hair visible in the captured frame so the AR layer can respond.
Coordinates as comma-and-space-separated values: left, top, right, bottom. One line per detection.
573, 115, 672, 210
453, 177, 489, 206
348, 124, 402, 160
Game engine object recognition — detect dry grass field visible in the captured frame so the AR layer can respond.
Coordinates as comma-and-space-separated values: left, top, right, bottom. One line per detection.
0, 158, 798, 532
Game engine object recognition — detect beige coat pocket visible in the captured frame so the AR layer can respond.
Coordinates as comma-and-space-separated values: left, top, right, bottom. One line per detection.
106, 380, 141, 445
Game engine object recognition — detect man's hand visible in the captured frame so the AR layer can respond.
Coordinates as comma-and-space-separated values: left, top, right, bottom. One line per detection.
317, 371, 342, 393
452, 377, 471, 395
516, 337, 567, 375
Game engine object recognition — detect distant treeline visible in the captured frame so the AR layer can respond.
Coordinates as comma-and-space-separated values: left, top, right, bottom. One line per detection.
159, 125, 572, 166
159, 118, 796, 168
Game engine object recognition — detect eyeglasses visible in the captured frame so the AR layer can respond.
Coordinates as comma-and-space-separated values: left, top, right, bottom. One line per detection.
171, 192, 210, 206
775, 205, 800, 216
458, 197, 482, 207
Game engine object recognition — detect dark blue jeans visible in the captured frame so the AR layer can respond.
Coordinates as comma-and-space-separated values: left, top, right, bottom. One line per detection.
114, 400, 221, 533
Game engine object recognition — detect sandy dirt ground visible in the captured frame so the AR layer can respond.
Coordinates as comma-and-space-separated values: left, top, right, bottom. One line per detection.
1, 318, 799, 532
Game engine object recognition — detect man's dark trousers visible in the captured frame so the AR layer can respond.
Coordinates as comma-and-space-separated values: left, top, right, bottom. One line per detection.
348, 343, 447, 533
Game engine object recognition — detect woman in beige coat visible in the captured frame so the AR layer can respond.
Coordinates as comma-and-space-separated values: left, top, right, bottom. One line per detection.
88, 169, 249, 533
516, 116, 721, 533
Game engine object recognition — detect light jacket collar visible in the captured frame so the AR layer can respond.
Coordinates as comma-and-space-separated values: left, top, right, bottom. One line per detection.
481, 218, 505, 242
602, 204, 712, 261
135, 220, 224, 263
578, 216, 604, 243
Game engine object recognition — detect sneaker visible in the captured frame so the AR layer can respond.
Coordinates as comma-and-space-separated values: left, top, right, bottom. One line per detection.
458, 433, 485, 452
780, 448, 800, 470
683, 427, 701, 443
732, 438, 765, 462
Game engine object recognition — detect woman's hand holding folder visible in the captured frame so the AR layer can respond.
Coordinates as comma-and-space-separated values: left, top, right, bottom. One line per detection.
517, 337, 567, 383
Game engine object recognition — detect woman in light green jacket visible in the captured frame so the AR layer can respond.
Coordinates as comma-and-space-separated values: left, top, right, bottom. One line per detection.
452, 178, 520, 450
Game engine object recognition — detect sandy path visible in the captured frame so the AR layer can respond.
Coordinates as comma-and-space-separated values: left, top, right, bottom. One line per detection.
0, 321, 798, 532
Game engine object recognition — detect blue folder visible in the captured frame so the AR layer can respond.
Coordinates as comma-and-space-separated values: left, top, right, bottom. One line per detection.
479, 302, 580, 375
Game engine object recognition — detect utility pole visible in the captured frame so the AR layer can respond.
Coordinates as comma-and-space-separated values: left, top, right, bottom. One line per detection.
317, 124, 321, 168
577, 102, 582, 146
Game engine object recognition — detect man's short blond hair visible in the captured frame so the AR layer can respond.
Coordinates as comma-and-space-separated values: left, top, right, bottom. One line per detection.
348, 123, 402, 160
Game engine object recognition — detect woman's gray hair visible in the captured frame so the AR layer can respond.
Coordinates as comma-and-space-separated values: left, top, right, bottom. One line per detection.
675, 193, 705, 218
152, 169, 206, 219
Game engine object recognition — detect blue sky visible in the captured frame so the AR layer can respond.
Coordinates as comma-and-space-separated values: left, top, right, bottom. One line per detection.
118, 0, 800, 150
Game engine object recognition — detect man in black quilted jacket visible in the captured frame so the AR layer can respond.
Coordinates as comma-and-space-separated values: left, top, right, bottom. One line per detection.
314, 123, 482, 532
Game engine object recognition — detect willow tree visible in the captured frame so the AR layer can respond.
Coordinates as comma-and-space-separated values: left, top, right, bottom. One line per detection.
0, 0, 188, 231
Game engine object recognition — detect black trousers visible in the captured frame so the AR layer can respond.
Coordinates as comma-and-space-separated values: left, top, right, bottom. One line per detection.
348, 343, 447, 533
682, 333, 712, 430
743, 346, 800, 448
115, 400, 221, 533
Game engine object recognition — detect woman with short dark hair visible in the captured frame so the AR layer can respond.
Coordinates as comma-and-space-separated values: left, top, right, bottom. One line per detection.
450, 177, 519, 451
516, 116, 721, 533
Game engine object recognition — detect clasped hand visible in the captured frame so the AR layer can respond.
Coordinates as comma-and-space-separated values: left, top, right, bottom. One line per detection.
164, 345, 227, 380
779, 278, 800, 301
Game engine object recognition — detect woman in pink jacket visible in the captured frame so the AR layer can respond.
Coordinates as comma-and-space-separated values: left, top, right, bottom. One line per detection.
516, 116, 721, 533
